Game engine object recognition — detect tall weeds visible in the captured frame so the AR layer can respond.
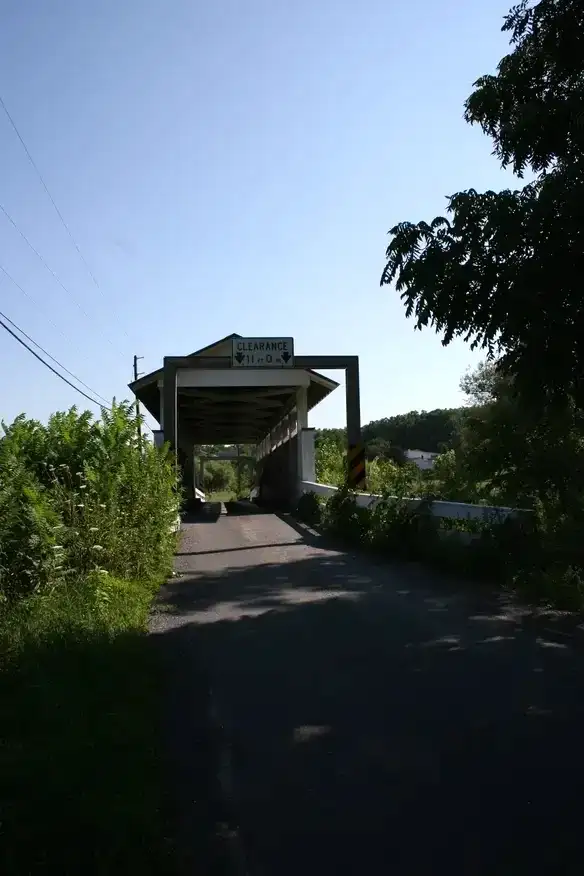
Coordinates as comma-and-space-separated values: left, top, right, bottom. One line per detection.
0, 402, 181, 873
0, 401, 178, 610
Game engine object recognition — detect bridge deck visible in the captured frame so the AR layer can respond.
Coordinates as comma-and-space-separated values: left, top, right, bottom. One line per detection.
151, 504, 584, 875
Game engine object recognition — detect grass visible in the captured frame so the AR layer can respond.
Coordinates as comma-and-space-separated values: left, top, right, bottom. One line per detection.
0, 577, 176, 875
206, 490, 235, 503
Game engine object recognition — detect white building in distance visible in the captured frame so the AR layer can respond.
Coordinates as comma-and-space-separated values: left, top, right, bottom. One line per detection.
404, 449, 438, 471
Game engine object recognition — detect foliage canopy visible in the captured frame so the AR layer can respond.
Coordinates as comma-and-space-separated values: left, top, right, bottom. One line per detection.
381, 0, 584, 407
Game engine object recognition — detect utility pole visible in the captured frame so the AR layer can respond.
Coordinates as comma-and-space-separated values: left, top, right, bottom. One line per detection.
133, 355, 144, 442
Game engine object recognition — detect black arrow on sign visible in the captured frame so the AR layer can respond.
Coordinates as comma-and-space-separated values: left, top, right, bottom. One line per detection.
281, 351, 291, 364
235, 352, 244, 364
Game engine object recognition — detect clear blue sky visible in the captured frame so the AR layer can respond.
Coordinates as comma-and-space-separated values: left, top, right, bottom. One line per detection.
0, 0, 516, 432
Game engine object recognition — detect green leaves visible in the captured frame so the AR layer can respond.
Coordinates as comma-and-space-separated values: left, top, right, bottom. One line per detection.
0, 403, 178, 603
0, 458, 60, 600
455, 359, 584, 514
362, 409, 461, 455
295, 492, 322, 527
315, 433, 347, 486
203, 461, 236, 494
465, 0, 584, 176
381, 0, 584, 408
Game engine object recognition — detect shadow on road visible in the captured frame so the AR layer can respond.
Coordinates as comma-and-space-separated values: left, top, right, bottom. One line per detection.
152, 531, 584, 876
181, 502, 223, 524
175, 540, 302, 558
224, 500, 267, 517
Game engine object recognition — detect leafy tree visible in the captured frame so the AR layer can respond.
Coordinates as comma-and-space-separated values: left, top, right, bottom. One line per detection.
315, 434, 346, 486
366, 457, 400, 494
365, 438, 406, 466
459, 361, 500, 408
455, 361, 584, 511
382, 0, 584, 408
203, 461, 236, 493
0, 403, 177, 601
363, 409, 462, 453
315, 410, 465, 468
1, 409, 98, 487
423, 449, 470, 503
315, 428, 346, 452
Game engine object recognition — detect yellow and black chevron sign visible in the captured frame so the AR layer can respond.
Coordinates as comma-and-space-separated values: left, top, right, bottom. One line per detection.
347, 442, 366, 490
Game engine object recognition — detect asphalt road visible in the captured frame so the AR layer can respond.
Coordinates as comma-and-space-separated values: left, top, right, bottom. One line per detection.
151, 503, 584, 875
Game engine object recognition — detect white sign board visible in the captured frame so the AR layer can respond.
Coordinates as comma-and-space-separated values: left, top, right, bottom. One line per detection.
231, 337, 294, 368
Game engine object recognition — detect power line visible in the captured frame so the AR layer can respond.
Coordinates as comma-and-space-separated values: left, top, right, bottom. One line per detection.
0, 262, 95, 366
0, 304, 110, 405
0, 201, 126, 357
0, 92, 131, 344
0, 301, 107, 406
0, 319, 103, 408
1, 267, 153, 432
0, 312, 105, 408
0, 303, 155, 433
0, 92, 103, 297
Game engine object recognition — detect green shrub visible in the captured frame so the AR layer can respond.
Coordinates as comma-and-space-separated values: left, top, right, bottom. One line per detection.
315, 436, 424, 497
321, 486, 371, 545
315, 434, 346, 486
498, 505, 584, 608
366, 458, 399, 494
203, 461, 236, 493
0, 402, 178, 606
296, 491, 322, 526
0, 402, 181, 872
368, 495, 440, 559
316, 482, 584, 606
0, 456, 61, 602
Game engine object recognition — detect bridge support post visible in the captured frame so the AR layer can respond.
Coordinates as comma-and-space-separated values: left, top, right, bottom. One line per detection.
296, 387, 308, 496
162, 358, 178, 455
292, 355, 364, 489
299, 428, 316, 483
287, 413, 295, 499
345, 358, 366, 491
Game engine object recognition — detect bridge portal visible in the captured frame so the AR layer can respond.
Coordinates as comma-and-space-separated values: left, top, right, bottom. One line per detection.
129, 333, 365, 505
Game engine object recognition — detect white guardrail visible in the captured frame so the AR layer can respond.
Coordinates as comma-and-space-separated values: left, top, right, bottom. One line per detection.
300, 481, 527, 523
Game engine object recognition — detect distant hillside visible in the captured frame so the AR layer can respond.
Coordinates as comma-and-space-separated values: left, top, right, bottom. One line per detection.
316, 407, 467, 460
363, 408, 464, 454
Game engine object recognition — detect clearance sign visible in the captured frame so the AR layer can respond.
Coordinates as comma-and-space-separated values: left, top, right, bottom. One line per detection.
231, 337, 295, 368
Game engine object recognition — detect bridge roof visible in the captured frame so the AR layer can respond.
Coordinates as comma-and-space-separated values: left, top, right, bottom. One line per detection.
128, 333, 338, 444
